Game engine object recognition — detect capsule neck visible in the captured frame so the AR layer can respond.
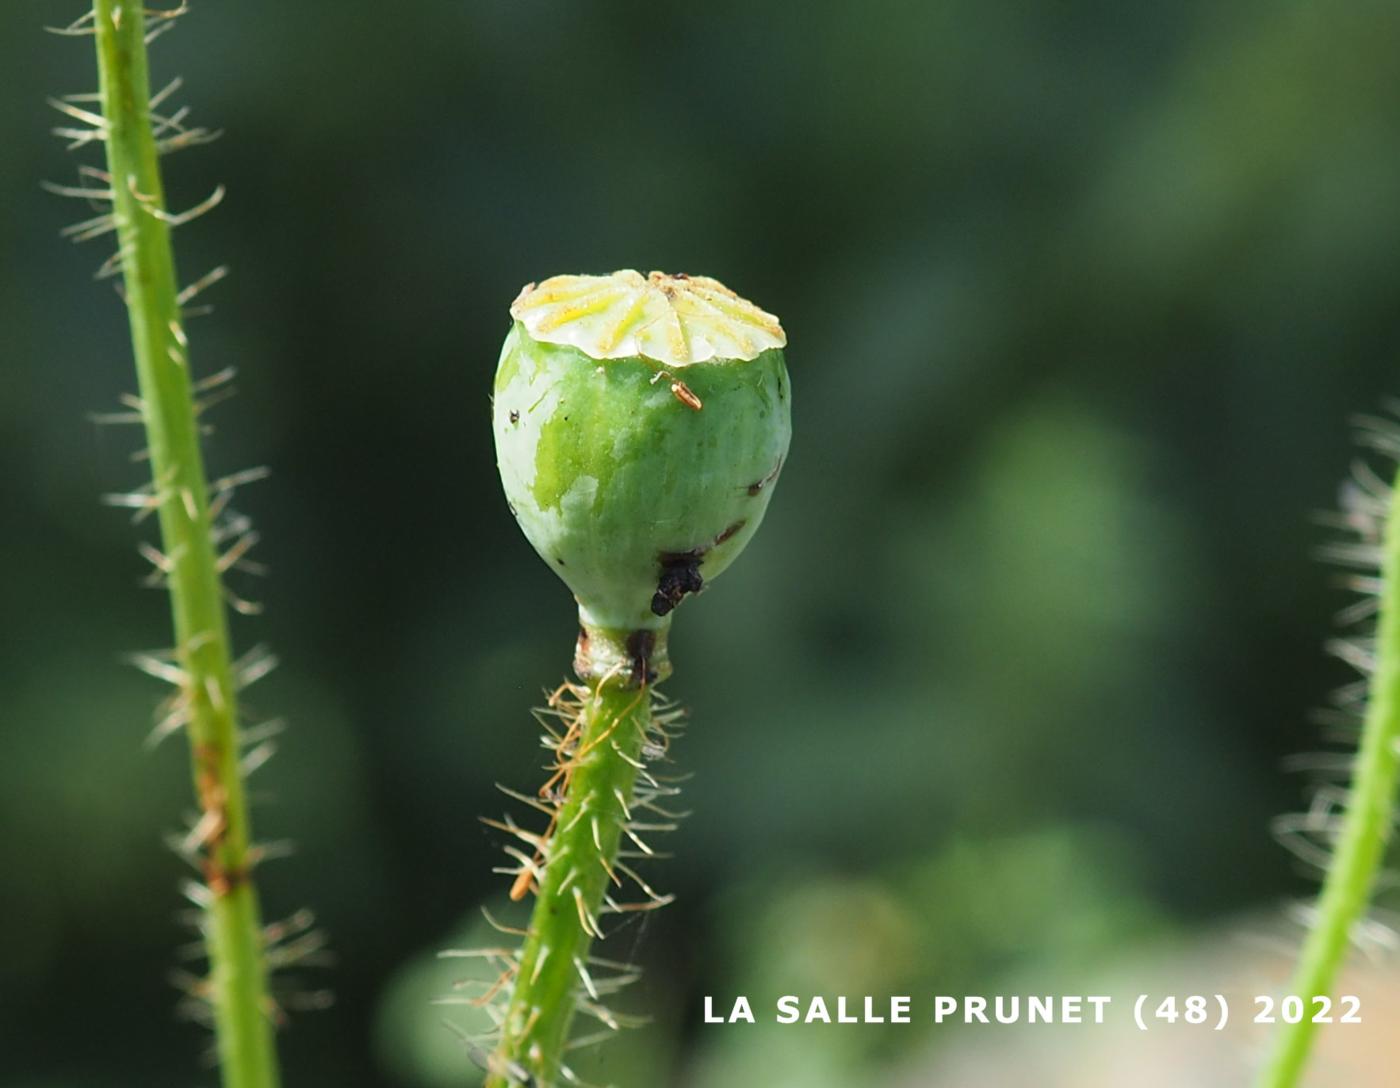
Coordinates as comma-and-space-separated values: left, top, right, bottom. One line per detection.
574, 610, 673, 688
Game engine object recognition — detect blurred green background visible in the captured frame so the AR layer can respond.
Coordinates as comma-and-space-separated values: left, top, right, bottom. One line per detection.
4, 2, 1400, 1085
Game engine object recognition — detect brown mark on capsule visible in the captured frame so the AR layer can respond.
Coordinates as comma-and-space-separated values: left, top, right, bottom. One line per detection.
652, 549, 704, 616
714, 519, 747, 546
509, 409, 520, 424
747, 455, 784, 496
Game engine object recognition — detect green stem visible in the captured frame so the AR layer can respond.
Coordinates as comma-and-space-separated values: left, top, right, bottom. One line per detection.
487, 675, 652, 1088
1259, 464, 1400, 1088
92, 5, 280, 1087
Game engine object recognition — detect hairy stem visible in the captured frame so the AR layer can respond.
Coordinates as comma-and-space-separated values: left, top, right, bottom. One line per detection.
487, 676, 652, 1088
1259, 463, 1400, 1088
92, 4, 279, 1086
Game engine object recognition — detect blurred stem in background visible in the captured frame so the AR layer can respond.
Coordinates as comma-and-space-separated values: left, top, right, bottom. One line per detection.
1260, 454, 1400, 1088
90, 2, 280, 1086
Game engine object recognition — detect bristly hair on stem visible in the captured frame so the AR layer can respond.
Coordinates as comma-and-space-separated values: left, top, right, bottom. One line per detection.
48, 4, 325, 1086
442, 674, 685, 1088
1259, 407, 1400, 1088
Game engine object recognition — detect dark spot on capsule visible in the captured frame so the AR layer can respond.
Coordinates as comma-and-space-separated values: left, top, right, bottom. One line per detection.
509, 410, 519, 424
714, 519, 747, 545
747, 457, 784, 496
651, 550, 704, 616
556, 557, 566, 566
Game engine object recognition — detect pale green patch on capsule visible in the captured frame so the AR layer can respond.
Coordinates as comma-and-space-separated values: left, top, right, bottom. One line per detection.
494, 271, 791, 663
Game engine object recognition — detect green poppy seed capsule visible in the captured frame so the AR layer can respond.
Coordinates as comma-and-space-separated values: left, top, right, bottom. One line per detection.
493, 270, 791, 686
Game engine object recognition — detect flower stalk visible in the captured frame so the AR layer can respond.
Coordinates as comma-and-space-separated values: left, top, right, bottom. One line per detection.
479, 271, 791, 1085
485, 667, 658, 1088
89, 3, 280, 1085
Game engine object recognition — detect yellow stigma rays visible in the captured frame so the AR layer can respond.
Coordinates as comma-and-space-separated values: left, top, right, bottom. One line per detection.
510, 270, 787, 367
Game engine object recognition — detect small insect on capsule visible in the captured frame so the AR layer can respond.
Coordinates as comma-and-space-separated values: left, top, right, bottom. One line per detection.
645, 367, 703, 412
670, 380, 703, 411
